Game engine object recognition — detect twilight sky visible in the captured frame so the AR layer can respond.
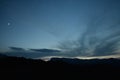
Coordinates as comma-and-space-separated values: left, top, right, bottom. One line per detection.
0, 0, 120, 59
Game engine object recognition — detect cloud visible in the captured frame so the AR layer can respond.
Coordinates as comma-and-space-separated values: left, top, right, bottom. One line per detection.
57, 9, 120, 57
9, 47, 25, 51
2, 47, 63, 59
94, 39, 120, 56
30, 48, 61, 53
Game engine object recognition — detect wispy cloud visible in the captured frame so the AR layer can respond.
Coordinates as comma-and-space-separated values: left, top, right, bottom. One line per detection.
57, 9, 120, 57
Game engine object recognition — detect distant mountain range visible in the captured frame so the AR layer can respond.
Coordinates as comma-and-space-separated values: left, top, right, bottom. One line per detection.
0, 53, 120, 66
50, 57, 120, 66
0, 56, 120, 79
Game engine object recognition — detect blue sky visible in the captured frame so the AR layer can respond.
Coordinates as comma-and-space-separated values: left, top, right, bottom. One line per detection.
0, 0, 120, 58
0, 0, 84, 51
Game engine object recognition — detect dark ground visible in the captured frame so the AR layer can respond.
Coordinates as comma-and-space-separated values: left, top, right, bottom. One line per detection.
0, 56, 120, 80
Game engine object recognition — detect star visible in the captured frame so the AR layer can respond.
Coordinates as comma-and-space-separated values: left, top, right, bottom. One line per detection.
8, 22, 11, 26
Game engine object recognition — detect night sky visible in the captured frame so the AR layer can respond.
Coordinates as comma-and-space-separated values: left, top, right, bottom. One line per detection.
0, 0, 120, 59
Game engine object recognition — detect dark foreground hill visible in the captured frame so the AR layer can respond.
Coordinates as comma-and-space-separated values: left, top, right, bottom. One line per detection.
0, 56, 120, 80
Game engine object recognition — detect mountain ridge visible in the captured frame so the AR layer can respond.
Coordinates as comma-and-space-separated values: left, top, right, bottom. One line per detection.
0, 56, 120, 79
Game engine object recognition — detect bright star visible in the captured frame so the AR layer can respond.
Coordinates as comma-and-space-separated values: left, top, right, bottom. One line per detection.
8, 22, 11, 26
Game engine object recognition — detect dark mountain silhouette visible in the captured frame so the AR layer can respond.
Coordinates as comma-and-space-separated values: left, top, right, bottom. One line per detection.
0, 53, 8, 58
0, 56, 120, 80
50, 57, 120, 66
